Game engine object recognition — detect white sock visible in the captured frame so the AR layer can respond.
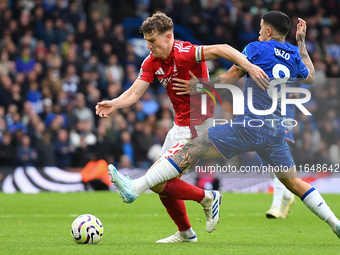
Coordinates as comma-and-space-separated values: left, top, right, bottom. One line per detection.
271, 177, 285, 208
283, 186, 293, 200
133, 158, 182, 195
199, 190, 213, 208
302, 187, 340, 232
133, 176, 150, 196
179, 227, 195, 237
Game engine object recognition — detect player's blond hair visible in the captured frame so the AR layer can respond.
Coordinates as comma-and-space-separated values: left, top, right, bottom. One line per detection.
140, 12, 174, 35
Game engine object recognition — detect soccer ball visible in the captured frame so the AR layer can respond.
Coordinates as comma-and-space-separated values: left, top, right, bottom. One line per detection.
70, 214, 104, 244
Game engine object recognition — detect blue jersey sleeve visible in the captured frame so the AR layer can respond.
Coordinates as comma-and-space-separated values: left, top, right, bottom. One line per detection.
297, 58, 309, 79
242, 42, 259, 63
234, 42, 259, 72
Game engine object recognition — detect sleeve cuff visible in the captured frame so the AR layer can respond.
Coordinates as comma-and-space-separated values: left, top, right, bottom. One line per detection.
234, 64, 247, 73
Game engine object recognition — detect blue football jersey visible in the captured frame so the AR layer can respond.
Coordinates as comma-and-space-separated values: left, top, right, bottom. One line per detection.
234, 40, 309, 136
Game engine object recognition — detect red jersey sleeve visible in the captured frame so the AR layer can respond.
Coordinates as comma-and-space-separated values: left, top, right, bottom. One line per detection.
137, 54, 154, 82
174, 41, 205, 66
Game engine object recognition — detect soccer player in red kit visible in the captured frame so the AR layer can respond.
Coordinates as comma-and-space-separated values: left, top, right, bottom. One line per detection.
96, 12, 269, 243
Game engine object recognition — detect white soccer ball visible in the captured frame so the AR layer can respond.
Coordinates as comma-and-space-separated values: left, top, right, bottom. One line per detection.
70, 214, 104, 244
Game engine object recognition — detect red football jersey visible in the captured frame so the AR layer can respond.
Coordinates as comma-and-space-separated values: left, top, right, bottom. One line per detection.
137, 40, 214, 126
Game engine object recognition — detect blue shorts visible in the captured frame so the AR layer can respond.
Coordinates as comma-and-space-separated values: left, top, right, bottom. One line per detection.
208, 124, 295, 169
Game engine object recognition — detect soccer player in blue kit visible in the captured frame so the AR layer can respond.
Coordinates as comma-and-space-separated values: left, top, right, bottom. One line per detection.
109, 11, 340, 238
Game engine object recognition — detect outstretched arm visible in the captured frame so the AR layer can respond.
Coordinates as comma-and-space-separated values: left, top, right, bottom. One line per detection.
296, 18, 315, 85
172, 65, 246, 95
95, 79, 149, 118
203, 44, 269, 89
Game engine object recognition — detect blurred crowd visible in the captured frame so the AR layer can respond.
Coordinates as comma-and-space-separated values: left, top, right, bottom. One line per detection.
0, 0, 339, 171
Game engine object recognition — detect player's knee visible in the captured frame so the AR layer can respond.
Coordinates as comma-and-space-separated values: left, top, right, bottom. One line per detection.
150, 181, 167, 194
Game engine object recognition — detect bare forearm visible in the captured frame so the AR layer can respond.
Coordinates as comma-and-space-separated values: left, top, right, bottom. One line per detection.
298, 41, 315, 82
204, 44, 252, 72
111, 90, 139, 109
201, 75, 221, 87
204, 65, 244, 87
222, 45, 252, 72
112, 79, 149, 109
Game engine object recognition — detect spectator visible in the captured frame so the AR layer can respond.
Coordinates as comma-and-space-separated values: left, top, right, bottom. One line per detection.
39, 19, 56, 48
26, 82, 43, 114
60, 33, 76, 58
34, 40, 48, 57
44, 104, 68, 129
69, 119, 97, 148
73, 93, 95, 129
8, 112, 27, 134
54, 128, 75, 168
83, 54, 105, 79
19, 30, 38, 52
0, 132, 16, 166
119, 154, 133, 169
327, 32, 340, 65
0, 51, 13, 75
141, 89, 159, 116
75, 21, 90, 44
133, 123, 156, 168
79, 40, 92, 65
0, 75, 15, 109
33, 7, 45, 39
36, 131, 56, 167
54, 18, 68, 45
120, 130, 134, 165
122, 64, 138, 91
50, 0, 68, 21
41, 68, 63, 97
73, 135, 94, 167
62, 69, 78, 97
16, 135, 38, 167
88, 0, 111, 21
105, 54, 124, 83
15, 47, 36, 74
106, 82, 122, 100
64, 2, 85, 30
94, 123, 119, 162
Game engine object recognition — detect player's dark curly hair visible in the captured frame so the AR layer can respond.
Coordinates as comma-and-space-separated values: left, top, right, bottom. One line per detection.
262, 11, 291, 36
140, 12, 174, 35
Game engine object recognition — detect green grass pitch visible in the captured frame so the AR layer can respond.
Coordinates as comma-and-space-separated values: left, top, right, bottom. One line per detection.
0, 192, 339, 255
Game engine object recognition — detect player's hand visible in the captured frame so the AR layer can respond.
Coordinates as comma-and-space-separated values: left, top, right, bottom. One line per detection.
172, 71, 199, 95
95, 100, 115, 118
296, 18, 307, 43
246, 64, 270, 90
